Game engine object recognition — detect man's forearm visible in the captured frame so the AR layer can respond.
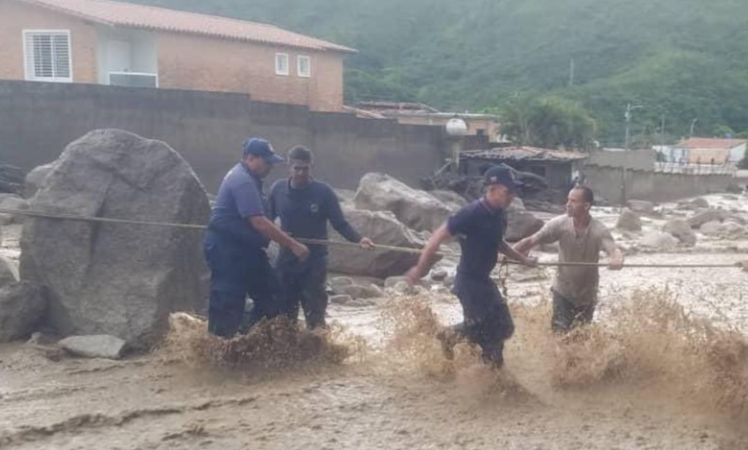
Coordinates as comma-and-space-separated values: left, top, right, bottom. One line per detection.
512, 236, 538, 255
415, 225, 450, 272
500, 241, 532, 263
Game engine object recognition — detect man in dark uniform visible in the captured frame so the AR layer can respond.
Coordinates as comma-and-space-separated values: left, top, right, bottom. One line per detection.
204, 138, 309, 338
269, 146, 374, 329
406, 165, 536, 368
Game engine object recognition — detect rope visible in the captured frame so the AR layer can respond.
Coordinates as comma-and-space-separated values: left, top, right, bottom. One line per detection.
0, 207, 743, 270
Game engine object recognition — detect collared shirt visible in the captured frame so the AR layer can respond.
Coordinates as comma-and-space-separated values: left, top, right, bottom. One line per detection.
447, 198, 507, 280
533, 215, 617, 305
208, 162, 269, 248
269, 178, 361, 267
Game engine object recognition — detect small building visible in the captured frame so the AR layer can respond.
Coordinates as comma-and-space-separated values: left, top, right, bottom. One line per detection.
354, 101, 503, 142
676, 138, 747, 165
0, 0, 356, 111
460, 146, 588, 193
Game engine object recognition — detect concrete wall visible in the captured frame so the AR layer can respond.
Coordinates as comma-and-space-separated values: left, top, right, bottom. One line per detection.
0, 80, 445, 193
584, 164, 734, 204
587, 149, 655, 170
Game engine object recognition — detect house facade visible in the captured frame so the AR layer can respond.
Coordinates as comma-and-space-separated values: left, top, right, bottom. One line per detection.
0, 0, 355, 111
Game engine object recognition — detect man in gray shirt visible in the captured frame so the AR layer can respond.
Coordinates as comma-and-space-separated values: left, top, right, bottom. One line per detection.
513, 186, 623, 333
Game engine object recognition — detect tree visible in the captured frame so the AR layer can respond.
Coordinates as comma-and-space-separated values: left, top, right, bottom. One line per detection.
500, 95, 597, 150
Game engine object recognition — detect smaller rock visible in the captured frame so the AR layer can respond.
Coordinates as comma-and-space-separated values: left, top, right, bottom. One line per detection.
626, 200, 655, 214
722, 195, 739, 201
328, 277, 355, 294
0, 255, 19, 288
391, 281, 418, 296
616, 209, 642, 232
347, 298, 378, 308
26, 331, 57, 346
639, 232, 679, 252
335, 284, 383, 299
689, 210, 726, 229
385, 276, 409, 289
0, 282, 47, 342
721, 222, 747, 237
329, 295, 353, 305
691, 198, 709, 209
429, 268, 448, 282
58, 335, 127, 360
700, 221, 722, 236
663, 219, 697, 246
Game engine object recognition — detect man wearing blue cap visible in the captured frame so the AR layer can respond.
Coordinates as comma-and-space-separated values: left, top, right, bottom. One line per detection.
204, 138, 310, 338
406, 165, 536, 369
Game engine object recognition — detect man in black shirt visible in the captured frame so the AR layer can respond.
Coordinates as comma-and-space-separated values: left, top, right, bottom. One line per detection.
269, 146, 374, 329
406, 165, 535, 368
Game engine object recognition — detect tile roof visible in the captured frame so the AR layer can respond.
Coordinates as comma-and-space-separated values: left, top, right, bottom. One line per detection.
461, 146, 588, 162
21, 0, 357, 53
678, 138, 747, 150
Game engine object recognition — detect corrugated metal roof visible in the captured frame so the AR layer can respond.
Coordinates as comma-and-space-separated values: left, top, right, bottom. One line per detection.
21, 0, 357, 53
461, 146, 588, 162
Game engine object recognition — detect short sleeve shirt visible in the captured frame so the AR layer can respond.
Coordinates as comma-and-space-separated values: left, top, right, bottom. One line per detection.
533, 215, 616, 305
447, 199, 507, 280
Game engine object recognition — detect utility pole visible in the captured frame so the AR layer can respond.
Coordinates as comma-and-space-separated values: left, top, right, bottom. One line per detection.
690, 118, 699, 138
568, 59, 575, 87
623, 103, 643, 207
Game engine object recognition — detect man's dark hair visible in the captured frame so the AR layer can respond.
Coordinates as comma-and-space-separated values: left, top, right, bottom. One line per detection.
573, 185, 594, 205
287, 145, 313, 163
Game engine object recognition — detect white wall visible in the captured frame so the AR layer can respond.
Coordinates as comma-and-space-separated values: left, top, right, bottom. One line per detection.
96, 28, 157, 84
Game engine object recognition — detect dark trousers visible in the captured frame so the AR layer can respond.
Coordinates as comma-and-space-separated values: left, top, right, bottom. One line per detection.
203, 231, 280, 338
451, 273, 515, 366
551, 290, 596, 333
278, 259, 328, 330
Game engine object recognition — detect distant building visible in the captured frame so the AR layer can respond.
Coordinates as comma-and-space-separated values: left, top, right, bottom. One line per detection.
676, 138, 747, 165
354, 101, 503, 142
0, 0, 355, 111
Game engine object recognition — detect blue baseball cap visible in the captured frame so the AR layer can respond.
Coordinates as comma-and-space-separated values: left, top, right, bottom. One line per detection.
242, 138, 284, 164
484, 165, 523, 192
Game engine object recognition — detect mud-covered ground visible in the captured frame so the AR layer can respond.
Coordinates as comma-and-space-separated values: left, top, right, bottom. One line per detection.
1, 195, 748, 450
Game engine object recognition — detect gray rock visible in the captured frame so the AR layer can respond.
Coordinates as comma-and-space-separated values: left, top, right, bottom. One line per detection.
26, 331, 57, 346
20, 129, 210, 348
384, 276, 410, 288
59, 335, 126, 360
328, 276, 354, 294
663, 219, 697, 246
0, 214, 11, 226
329, 294, 353, 305
616, 209, 642, 232
0, 282, 47, 342
25, 163, 56, 198
0, 255, 18, 288
334, 189, 356, 206
638, 232, 678, 251
429, 268, 448, 282
391, 281, 418, 296
691, 198, 710, 209
505, 200, 544, 242
328, 207, 428, 278
700, 221, 723, 236
688, 210, 727, 229
335, 284, 383, 299
429, 190, 468, 212
347, 298, 378, 308
354, 173, 451, 232
626, 200, 655, 214
0, 195, 29, 224
720, 222, 747, 237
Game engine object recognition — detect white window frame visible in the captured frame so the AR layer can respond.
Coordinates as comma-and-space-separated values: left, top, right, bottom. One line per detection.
297, 55, 311, 78
22, 29, 73, 82
275, 53, 289, 76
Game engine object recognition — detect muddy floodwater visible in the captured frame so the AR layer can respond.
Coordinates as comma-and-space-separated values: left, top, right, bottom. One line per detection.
2, 195, 748, 449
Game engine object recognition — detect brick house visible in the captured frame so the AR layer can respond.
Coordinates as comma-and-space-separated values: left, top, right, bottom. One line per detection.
0, 0, 356, 111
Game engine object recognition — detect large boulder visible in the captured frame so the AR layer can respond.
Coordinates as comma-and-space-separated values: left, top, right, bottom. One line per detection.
25, 162, 56, 198
505, 199, 544, 242
20, 129, 210, 348
59, 335, 127, 360
616, 209, 642, 232
688, 210, 726, 229
0, 194, 29, 224
328, 207, 427, 279
354, 173, 451, 232
429, 190, 468, 212
663, 219, 697, 246
626, 200, 655, 214
639, 232, 678, 251
0, 281, 47, 342
0, 255, 19, 288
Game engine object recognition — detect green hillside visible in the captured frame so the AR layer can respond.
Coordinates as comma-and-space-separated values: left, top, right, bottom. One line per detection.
129, 0, 748, 146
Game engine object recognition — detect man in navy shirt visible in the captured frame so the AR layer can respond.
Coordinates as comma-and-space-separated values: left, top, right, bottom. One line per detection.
205, 138, 310, 338
269, 146, 374, 329
406, 165, 536, 369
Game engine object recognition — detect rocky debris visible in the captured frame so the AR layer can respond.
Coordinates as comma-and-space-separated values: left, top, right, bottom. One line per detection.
0, 255, 18, 288
348, 298, 379, 308
384, 276, 409, 289
328, 208, 428, 279
329, 295, 353, 305
691, 198, 710, 209
328, 276, 354, 293
700, 221, 723, 236
506, 199, 544, 242
638, 232, 679, 251
429, 268, 448, 282
354, 173, 451, 232
626, 200, 655, 214
20, 129, 210, 348
719, 221, 747, 238
0, 194, 29, 224
687, 210, 746, 229
389, 281, 419, 296
616, 209, 642, 232
24, 162, 56, 198
429, 190, 468, 212
58, 335, 127, 360
26, 331, 57, 346
663, 219, 697, 246
334, 189, 356, 206
0, 281, 47, 342
0, 163, 25, 196
334, 284, 383, 300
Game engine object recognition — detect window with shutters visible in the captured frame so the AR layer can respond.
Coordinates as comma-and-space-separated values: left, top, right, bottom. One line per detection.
23, 30, 72, 82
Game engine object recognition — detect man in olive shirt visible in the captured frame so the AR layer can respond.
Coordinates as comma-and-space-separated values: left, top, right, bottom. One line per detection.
513, 186, 623, 333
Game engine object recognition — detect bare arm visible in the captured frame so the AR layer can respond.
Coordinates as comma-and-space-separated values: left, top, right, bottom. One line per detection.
249, 216, 309, 261
406, 224, 452, 283
512, 234, 541, 256
499, 241, 537, 266
602, 237, 624, 270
